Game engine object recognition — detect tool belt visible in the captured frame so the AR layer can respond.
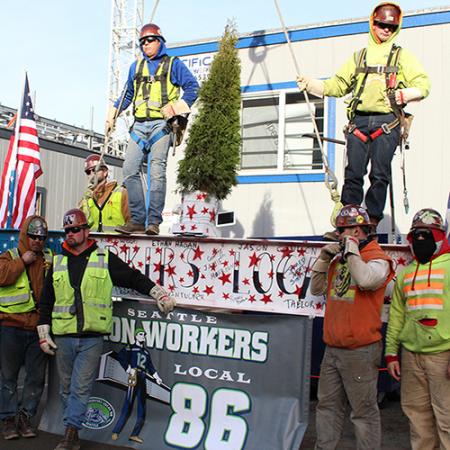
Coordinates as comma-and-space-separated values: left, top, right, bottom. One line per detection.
345, 118, 399, 143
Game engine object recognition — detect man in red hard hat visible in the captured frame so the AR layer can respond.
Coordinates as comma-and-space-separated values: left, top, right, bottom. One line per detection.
298, 3, 430, 230
106, 23, 199, 236
79, 154, 130, 233
311, 204, 395, 449
386, 208, 450, 450
37, 208, 175, 450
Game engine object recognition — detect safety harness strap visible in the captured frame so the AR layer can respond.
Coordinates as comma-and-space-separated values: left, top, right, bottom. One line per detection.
130, 127, 170, 153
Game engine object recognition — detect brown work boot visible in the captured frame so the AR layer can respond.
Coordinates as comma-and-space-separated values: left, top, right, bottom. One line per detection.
17, 410, 37, 438
145, 224, 160, 235
54, 425, 80, 450
115, 221, 145, 235
2, 416, 19, 440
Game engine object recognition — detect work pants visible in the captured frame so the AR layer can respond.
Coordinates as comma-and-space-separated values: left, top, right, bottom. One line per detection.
55, 336, 103, 429
315, 341, 382, 450
341, 113, 400, 221
0, 325, 47, 419
123, 120, 171, 226
401, 349, 450, 450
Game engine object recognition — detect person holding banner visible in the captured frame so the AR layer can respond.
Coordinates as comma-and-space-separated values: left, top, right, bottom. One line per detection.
310, 204, 395, 450
0, 216, 52, 440
37, 208, 175, 450
106, 23, 199, 236
111, 327, 163, 444
385, 208, 450, 450
78, 154, 130, 233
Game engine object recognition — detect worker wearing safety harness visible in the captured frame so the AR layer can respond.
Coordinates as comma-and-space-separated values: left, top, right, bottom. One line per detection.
298, 3, 430, 229
37, 208, 176, 450
78, 154, 130, 233
106, 23, 199, 236
0, 216, 52, 440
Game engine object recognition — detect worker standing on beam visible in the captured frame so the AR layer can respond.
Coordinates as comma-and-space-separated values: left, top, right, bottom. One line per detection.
78, 154, 130, 233
298, 3, 430, 230
106, 23, 199, 236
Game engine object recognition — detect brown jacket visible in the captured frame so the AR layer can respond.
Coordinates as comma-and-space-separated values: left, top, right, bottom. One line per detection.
0, 215, 50, 330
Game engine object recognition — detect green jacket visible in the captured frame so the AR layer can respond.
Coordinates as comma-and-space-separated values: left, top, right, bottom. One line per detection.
52, 249, 113, 335
323, 3, 430, 115
385, 253, 450, 356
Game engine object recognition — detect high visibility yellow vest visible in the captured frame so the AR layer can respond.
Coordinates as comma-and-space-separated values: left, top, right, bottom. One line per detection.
0, 248, 53, 313
51, 249, 113, 335
86, 188, 125, 232
133, 56, 179, 120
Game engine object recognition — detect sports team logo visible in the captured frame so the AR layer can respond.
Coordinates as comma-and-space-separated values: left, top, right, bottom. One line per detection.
83, 397, 115, 429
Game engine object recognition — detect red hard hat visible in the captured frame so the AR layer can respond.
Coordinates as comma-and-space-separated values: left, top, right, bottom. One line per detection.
63, 208, 88, 229
84, 154, 107, 174
140, 23, 165, 42
373, 4, 401, 26
335, 205, 371, 228
409, 208, 445, 233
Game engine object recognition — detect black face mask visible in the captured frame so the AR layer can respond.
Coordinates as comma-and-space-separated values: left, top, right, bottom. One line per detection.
412, 234, 436, 264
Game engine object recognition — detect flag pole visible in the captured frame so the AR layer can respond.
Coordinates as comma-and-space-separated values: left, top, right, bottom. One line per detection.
6, 72, 27, 228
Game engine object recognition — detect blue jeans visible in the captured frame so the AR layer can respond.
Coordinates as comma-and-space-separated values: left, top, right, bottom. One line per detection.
55, 336, 104, 429
123, 120, 172, 226
341, 113, 400, 221
0, 325, 48, 419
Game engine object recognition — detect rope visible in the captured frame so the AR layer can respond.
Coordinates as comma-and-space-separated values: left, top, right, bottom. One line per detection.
273, 0, 340, 204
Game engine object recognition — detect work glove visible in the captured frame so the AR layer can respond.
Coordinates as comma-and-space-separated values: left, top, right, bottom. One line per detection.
37, 324, 57, 355
296, 75, 325, 98
395, 87, 423, 105
161, 99, 191, 121
319, 243, 341, 262
342, 235, 360, 259
153, 371, 163, 385
150, 284, 176, 314
313, 243, 341, 273
105, 105, 118, 135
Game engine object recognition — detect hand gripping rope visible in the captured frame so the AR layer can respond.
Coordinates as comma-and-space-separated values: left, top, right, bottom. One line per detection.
273, 0, 342, 226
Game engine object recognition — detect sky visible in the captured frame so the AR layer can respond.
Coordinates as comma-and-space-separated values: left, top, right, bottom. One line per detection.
0, 0, 446, 132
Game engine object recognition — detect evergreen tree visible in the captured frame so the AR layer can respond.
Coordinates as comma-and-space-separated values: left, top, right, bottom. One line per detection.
177, 23, 241, 200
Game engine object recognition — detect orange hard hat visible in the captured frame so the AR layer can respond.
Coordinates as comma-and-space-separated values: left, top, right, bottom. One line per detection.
140, 23, 165, 42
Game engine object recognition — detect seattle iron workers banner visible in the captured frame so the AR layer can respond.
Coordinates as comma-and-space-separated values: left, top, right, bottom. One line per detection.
93, 234, 412, 317
40, 302, 312, 450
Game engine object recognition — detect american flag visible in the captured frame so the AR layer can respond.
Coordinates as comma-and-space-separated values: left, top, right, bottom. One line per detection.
0, 74, 42, 228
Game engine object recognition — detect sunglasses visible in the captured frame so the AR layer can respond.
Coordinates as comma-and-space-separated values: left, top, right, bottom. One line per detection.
139, 36, 157, 45
64, 226, 85, 235
374, 21, 398, 32
27, 234, 46, 241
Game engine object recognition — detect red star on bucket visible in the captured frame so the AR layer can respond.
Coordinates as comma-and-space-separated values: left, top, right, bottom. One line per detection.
210, 262, 217, 271
397, 257, 407, 266
222, 293, 230, 300
297, 248, 306, 256
218, 272, 231, 285
187, 205, 197, 220
187, 270, 194, 278
294, 285, 303, 297
243, 278, 250, 286
168, 284, 175, 292
119, 244, 129, 254
201, 207, 209, 214
278, 290, 284, 298
267, 270, 274, 279
204, 285, 214, 295
261, 294, 272, 304
155, 247, 162, 254
191, 224, 197, 231
153, 262, 162, 273
180, 224, 186, 231
193, 286, 199, 294
179, 277, 185, 284
196, 193, 207, 200
137, 261, 143, 268
229, 249, 235, 256
248, 295, 256, 303
315, 302, 323, 310
209, 210, 216, 222
212, 248, 219, 256
248, 252, 261, 268
133, 245, 139, 253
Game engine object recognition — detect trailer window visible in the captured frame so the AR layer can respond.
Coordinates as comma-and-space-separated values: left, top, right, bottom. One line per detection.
240, 91, 325, 172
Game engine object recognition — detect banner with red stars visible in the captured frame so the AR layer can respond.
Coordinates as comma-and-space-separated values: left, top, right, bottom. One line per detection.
95, 234, 412, 317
